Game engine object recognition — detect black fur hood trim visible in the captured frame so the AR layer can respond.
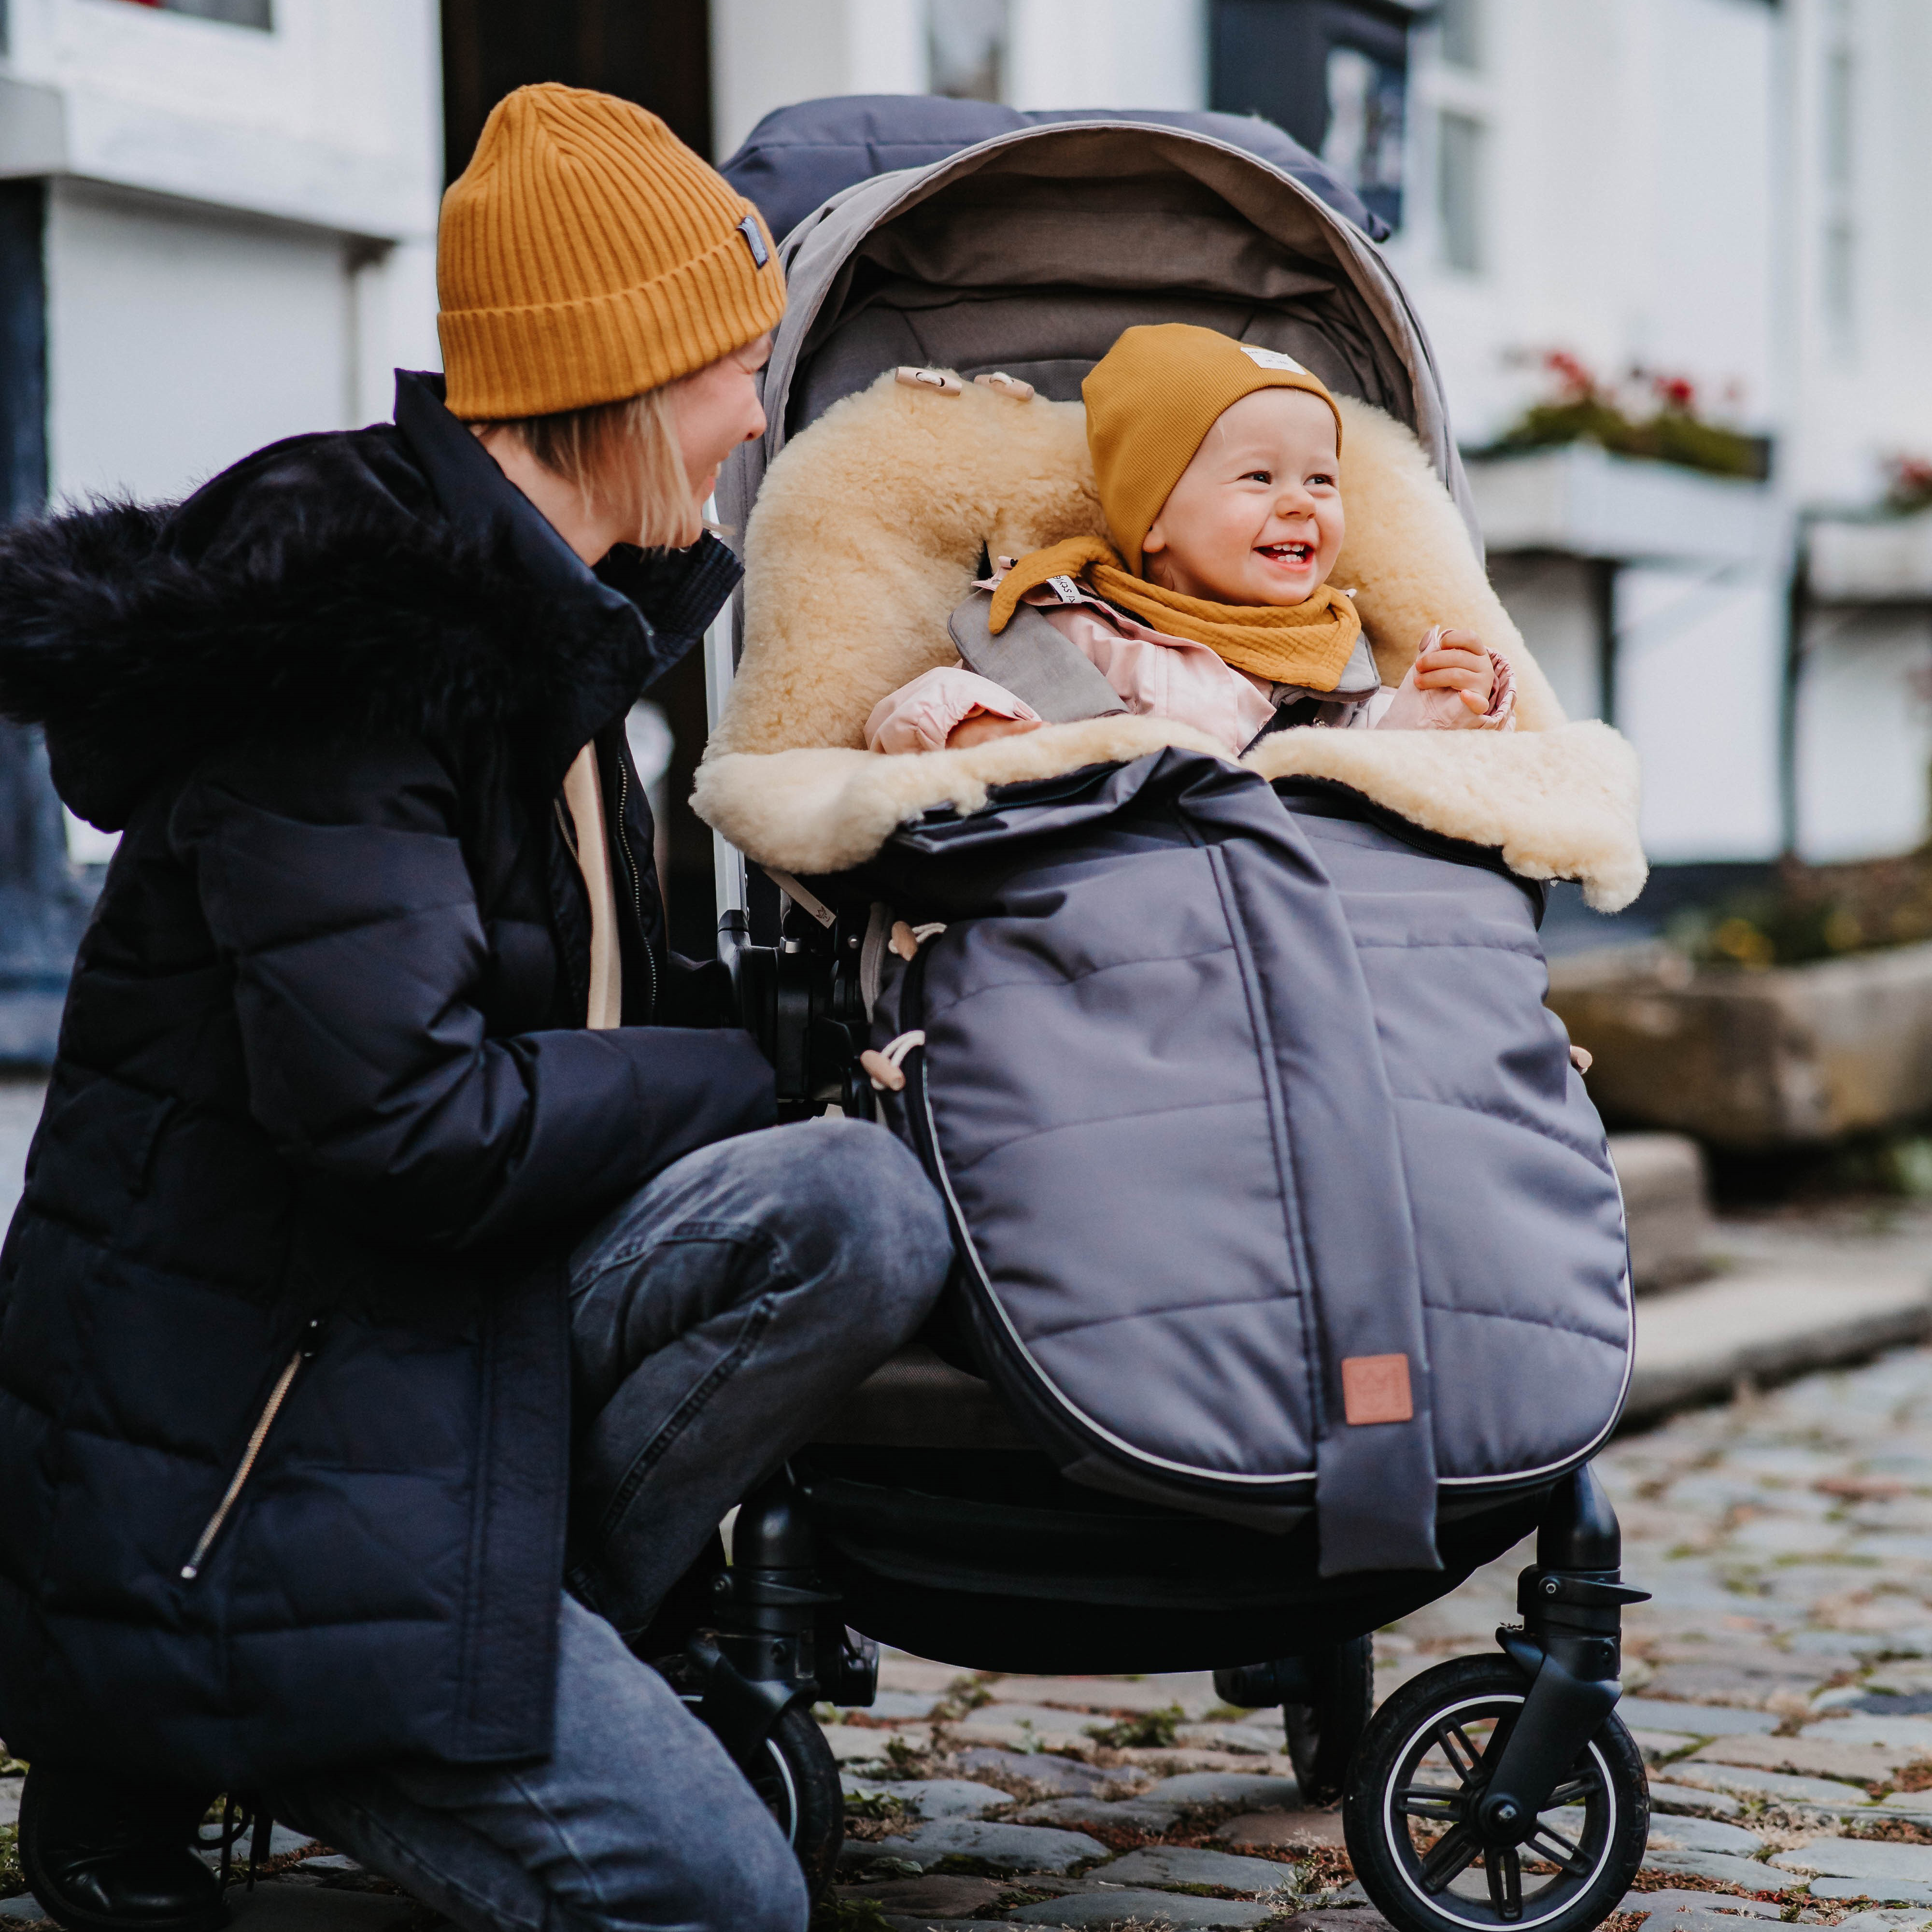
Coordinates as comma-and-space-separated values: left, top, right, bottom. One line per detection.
0, 424, 724, 830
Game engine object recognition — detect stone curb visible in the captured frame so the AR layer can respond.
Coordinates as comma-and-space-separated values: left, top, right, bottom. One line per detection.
1624, 1267, 1932, 1425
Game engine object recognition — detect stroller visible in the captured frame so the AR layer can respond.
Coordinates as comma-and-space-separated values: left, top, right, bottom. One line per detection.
680, 99, 1653, 1932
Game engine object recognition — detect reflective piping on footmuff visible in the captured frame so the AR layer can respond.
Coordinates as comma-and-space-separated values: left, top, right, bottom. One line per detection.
1192, 781, 1441, 1578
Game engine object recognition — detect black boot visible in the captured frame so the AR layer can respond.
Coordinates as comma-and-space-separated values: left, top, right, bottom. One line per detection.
18, 1766, 229, 1932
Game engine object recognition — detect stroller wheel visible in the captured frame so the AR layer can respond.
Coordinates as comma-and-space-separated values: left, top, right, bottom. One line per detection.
1283, 1635, 1374, 1804
666, 1660, 846, 1902
743, 1704, 846, 1903
1342, 1654, 1647, 1932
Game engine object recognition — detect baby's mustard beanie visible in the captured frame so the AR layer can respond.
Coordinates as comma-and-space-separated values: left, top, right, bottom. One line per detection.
1084, 325, 1345, 574
438, 84, 785, 419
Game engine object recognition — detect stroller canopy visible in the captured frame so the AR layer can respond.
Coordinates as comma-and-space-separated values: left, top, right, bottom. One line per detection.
719, 94, 1395, 249
716, 116, 1476, 548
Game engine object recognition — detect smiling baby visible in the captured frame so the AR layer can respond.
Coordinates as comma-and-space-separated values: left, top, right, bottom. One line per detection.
865, 323, 1513, 759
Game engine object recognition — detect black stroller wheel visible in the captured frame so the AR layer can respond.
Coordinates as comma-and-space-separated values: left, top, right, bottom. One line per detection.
1284, 1634, 1374, 1804
744, 1704, 845, 1902
669, 1672, 845, 1902
1342, 1655, 1647, 1932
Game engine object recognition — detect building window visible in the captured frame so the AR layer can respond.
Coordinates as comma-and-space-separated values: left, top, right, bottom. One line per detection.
1208, 0, 1414, 233
1321, 43, 1407, 231
1821, 23, 1857, 351
1437, 109, 1484, 273
928, 0, 1008, 103
1437, 0, 1481, 70
109, 0, 273, 27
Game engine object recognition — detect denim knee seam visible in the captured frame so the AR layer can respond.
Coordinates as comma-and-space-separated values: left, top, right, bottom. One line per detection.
593, 1293, 777, 1545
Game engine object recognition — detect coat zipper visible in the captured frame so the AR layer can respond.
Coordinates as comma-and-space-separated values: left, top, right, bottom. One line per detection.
180, 1315, 326, 1582
613, 753, 658, 1023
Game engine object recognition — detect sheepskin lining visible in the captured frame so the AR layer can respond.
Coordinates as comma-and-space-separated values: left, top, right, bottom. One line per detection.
697, 368, 1646, 910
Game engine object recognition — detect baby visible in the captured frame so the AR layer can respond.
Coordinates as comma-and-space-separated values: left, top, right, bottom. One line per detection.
866, 323, 1513, 760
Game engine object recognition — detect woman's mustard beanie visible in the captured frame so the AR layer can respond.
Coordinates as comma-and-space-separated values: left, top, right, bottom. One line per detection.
437, 84, 786, 420
1083, 324, 1344, 575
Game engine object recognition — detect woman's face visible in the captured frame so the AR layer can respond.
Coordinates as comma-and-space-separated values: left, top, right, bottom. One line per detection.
673, 333, 772, 507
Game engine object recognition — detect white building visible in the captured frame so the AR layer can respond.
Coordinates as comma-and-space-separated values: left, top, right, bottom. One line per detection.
711, 0, 1932, 872
0, 0, 442, 511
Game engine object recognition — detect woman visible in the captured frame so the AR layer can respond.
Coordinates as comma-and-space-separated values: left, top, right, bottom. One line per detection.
0, 85, 951, 1932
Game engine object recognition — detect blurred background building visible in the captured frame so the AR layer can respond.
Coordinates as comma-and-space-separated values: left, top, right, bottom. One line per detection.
4, 0, 1932, 1045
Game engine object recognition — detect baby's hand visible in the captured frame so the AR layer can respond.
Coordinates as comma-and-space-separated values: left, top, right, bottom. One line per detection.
1413, 627, 1494, 714
947, 712, 1044, 751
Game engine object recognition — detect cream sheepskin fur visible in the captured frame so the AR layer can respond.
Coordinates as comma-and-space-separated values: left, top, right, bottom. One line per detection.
697, 369, 1646, 911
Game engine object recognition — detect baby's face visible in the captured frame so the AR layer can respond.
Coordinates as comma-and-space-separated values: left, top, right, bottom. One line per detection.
1140, 387, 1345, 606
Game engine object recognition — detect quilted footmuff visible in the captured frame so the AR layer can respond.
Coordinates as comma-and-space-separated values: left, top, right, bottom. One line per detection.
865, 747, 1633, 1577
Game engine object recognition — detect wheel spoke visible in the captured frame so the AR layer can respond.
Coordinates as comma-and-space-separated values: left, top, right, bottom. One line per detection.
1545, 1776, 1595, 1809
1486, 1845, 1524, 1922
1526, 1822, 1590, 1876
1434, 1720, 1482, 1783
1419, 1823, 1483, 1894
1395, 1784, 1463, 1821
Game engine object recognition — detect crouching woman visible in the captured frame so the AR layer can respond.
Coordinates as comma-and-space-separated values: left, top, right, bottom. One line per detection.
0, 85, 951, 1932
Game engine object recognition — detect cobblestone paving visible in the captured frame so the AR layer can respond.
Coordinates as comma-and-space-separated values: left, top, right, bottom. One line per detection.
815, 1344, 1932, 1931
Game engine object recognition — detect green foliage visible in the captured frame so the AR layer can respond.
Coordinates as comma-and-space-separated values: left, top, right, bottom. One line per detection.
0, 1823, 22, 1902
926, 1676, 994, 1725
1667, 852, 1932, 971
810, 1898, 895, 1932
1498, 398, 1762, 478
843, 1790, 916, 1824
1493, 352, 1764, 479
1085, 1702, 1184, 1749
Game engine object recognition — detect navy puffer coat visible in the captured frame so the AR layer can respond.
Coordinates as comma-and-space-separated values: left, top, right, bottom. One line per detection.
0, 374, 774, 1787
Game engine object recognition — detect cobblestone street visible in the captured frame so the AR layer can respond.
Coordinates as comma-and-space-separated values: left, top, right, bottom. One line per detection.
793, 1340, 1932, 1932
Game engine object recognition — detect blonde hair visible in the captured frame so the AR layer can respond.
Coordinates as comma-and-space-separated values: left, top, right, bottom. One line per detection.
478, 378, 702, 550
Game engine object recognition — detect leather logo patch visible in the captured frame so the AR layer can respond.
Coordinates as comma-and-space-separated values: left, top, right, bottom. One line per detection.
1342, 1353, 1414, 1425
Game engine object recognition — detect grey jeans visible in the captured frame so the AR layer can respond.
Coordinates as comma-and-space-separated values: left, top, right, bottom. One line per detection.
274, 1117, 953, 1932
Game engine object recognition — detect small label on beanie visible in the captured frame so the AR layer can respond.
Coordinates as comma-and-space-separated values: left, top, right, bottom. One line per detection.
1240, 344, 1310, 375
737, 214, 769, 268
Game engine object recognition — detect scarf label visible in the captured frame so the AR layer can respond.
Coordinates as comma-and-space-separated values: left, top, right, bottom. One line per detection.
1046, 574, 1083, 603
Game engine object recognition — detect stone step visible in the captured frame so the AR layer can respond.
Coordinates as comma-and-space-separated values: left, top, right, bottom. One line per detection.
1627, 1262, 1932, 1424
1612, 1132, 1714, 1292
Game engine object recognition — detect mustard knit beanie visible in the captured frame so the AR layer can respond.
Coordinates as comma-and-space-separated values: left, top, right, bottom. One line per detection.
437, 84, 787, 420
1083, 325, 1345, 575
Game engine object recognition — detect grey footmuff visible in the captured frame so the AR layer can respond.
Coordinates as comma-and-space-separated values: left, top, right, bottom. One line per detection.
867, 749, 1632, 1577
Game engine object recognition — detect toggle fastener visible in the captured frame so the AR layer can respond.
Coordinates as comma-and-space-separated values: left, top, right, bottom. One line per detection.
895, 366, 962, 396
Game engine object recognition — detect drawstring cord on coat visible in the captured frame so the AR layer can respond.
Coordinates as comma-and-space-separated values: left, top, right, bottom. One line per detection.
890, 920, 946, 961
861, 922, 948, 1092
861, 1031, 926, 1094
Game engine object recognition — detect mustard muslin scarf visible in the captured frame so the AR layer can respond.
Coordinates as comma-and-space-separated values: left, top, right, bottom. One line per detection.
987, 534, 1363, 691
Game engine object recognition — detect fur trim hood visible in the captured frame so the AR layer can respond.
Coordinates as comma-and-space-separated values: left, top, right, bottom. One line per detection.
0, 388, 737, 831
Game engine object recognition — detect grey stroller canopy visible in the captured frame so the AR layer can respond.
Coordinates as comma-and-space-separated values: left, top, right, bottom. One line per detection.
717, 110, 1476, 543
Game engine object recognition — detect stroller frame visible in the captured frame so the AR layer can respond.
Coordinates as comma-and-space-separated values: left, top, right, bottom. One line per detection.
680, 104, 1651, 1932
